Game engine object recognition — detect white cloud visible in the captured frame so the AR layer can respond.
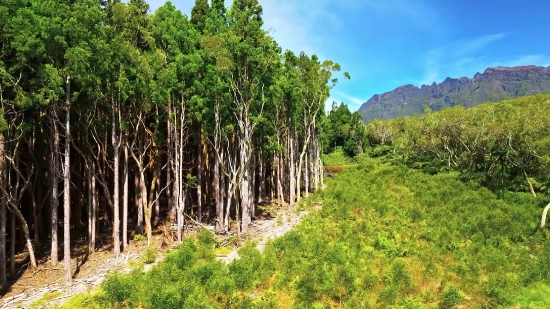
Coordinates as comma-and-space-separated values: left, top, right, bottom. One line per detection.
325, 90, 365, 112
418, 32, 510, 86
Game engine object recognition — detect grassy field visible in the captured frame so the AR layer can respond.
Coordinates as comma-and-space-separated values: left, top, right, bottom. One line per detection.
61, 158, 550, 309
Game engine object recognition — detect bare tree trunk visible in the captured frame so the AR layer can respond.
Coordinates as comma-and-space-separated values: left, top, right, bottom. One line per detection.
122, 136, 128, 249
240, 141, 251, 234
524, 170, 537, 198
51, 116, 59, 266
112, 96, 120, 258
541, 203, 550, 229
63, 77, 72, 285
197, 141, 202, 223
9, 211, 14, 277
314, 135, 319, 191
7, 205, 37, 268
135, 173, 142, 235
87, 159, 95, 255
0, 133, 6, 291
305, 151, 309, 198
214, 140, 222, 233
289, 133, 295, 205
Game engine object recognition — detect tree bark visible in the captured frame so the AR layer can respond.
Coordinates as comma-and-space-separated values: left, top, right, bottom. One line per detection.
524, 170, 537, 198
122, 135, 129, 249
0, 132, 6, 291
51, 116, 60, 266
9, 211, 15, 276
289, 132, 295, 205
112, 95, 120, 258
87, 159, 96, 255
214, 138, 223, 233
197, 141, 202, 223
541, 203, 550, 229
63, 76, 72, 285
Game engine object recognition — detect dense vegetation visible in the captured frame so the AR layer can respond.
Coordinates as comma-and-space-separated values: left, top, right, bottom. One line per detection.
62, 156, 550, 308
365, 94, 550, 195
0, 0, 349, 290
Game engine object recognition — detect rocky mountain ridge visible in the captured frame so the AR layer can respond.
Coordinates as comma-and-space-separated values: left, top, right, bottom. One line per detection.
358, 65, 550, 123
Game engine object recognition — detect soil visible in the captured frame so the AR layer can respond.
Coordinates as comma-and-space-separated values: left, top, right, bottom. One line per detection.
0, 200, 321, 309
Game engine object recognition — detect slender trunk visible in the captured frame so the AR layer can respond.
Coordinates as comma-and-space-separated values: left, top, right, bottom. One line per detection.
314, 135, 319, 191
240, 144, 251, 234
289, 133, 295, 205
63, 77, 72, 285
225, 175, 233, 232
112, 96, 120, 258
51, 116, 59, 266
541, 203, 550, 229
122, 136, 128, 249
8, 205, 37, 268
87, 159, 94, 255
524, 170, 537, 198
305, 151, 309, 198
9, 211, 15, 276
139, 172, 149, 245
197, 141, 202, 223
214, 140, 222, 233
0, 133, 6, 291
135, 172, 143, 235
154, 168, 160, 227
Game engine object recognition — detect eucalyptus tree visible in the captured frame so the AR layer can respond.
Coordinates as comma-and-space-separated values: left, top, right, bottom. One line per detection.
225, 0, 281, 234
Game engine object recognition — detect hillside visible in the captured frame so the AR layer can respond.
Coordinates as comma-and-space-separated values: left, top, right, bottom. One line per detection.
358, 65, 550, 123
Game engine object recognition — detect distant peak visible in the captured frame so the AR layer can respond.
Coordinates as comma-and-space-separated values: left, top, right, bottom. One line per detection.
484, 65, 539, 73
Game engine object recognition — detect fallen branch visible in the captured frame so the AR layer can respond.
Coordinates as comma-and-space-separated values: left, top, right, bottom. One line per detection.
183, 213, 224, 241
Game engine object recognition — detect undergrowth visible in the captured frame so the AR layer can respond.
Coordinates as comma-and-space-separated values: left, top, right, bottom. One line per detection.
61, 158, 550, 308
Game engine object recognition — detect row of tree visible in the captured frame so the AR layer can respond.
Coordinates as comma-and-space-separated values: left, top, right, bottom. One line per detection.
0, 0, 348, 289
365, 94, 550, 194
321, 102, 366, 157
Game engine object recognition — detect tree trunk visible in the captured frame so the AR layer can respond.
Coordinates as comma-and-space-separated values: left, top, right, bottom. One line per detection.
88, 159, 96, 255
135, 172, 143, 235
524, 170, 537, 198
541, 203, 550, 229
51, 116, 59, 266
8, 205, 37, 268
240, 143, 251, 234
289, 133, 295, 205
122, 136, 129, 249
0, 132, 6, 291
63, 77, 72, 285
305, 151, 309, 198
112, 99, 120, 258
9, 211, 15, 277
214, 139, 223, 233
197, 141, 202, 223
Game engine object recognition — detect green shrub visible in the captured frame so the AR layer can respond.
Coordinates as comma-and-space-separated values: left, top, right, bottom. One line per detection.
142, 247, 157, 264
439, 287, 463, 309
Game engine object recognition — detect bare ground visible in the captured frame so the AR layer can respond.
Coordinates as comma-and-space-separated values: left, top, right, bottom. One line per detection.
0, 200, 321, 309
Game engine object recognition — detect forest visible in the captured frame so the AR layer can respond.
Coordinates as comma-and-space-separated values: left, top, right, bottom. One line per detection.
2, 0, 550, 307
0, 0, 351, 291
55, 93, 550, 309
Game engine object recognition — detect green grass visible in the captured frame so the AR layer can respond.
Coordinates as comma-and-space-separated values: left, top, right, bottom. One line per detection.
62, 158, 550, 309
29, 291, 63, 308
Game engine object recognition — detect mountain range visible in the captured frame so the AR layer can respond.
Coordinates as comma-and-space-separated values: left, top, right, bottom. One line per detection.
357, 65, 550, 123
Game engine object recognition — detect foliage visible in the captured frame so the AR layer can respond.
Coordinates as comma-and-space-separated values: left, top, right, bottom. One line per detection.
321, 102, 367, 157
142, 247, 157, 264
366, 94, 550, 195
64, 159, 549, 308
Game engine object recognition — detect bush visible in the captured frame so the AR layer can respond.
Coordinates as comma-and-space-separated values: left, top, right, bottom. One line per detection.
142, 247, 157, 264
439, 287, 463, 309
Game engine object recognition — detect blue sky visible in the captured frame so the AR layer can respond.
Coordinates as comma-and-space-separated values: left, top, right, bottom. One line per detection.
145, 0, 550, 111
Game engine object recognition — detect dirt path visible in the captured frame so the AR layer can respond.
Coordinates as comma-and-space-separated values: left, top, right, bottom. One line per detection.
0, 202, 320, 309
217, 203, 321, 264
